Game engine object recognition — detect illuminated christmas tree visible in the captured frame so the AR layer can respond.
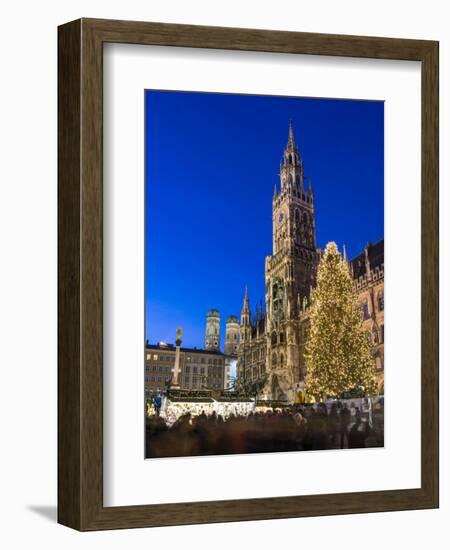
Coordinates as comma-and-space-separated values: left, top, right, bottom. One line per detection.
305, 242, 376, 399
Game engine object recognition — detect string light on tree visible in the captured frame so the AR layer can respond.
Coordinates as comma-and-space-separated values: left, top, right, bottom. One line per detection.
305, 242, 376, 400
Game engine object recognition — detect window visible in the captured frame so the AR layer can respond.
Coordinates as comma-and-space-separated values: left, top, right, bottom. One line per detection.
185, 365, 190, 374
380, 324, 384, 343
279, 332, 285, 344
362, 302, 370, 320
157, 376, 162, 382
153, 354, 158, 360
372, 328, 379, 344
377, 290, 384, 311
146, 353, 150, 360
271, 332, 277, 346
151, 376, 155, 382
272, 353, 277, 366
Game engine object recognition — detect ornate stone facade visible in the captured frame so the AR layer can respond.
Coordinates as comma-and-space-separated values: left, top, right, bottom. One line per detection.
236, 122, 384, 401
350, 241, 385, 393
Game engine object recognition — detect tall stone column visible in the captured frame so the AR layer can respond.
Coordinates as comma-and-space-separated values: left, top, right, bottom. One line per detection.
172, 328, 182, 388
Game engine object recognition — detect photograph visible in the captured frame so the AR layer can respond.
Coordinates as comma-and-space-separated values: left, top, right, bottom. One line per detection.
144, 90, 385, 459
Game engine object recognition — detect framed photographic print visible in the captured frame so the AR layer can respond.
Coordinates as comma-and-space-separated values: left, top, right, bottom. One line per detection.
58, 18, 439, 530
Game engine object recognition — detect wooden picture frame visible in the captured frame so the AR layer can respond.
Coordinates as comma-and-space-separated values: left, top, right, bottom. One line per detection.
58, 18, 439, 531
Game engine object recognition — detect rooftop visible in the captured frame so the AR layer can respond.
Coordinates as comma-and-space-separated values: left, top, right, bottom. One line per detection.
146, 342, 224, 356
350, 239, 384, 279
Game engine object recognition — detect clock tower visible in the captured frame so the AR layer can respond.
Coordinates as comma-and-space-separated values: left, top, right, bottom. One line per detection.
264, 121, 319, 400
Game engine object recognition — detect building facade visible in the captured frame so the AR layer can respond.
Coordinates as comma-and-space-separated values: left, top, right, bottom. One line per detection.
145, 341, 226, 395
350, 241, 385, 392
236, 122, 384, 401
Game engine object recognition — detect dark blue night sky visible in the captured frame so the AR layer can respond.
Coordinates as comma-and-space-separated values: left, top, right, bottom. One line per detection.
145, 90, 384, 349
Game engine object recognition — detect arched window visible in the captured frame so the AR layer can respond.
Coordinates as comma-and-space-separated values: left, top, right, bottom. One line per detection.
372, 327, 379, 344
377, 290, 384, 311
362, 302, 370, 320
289, 154, 292, 164
295, 209, 300, 225
272, 353, 277, 366
279, 332, 285, 344
271, 332, 277, 346
279, 353, 284, 366
375, 356, 382, 371
303, 212, 309, 224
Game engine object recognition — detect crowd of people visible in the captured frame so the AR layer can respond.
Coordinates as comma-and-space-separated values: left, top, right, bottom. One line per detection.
145, 399, 384, 458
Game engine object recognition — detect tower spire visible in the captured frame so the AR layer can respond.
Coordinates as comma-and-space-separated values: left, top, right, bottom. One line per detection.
240, 286, 250, 328
288, 118, 295, 146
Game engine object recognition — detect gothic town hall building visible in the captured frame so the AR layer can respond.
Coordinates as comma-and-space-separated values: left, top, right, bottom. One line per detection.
236, 122, 384, 402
